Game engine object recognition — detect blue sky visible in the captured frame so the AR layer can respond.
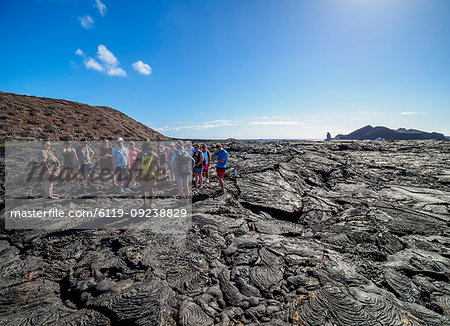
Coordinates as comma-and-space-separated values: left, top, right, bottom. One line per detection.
1, 0, 449, 139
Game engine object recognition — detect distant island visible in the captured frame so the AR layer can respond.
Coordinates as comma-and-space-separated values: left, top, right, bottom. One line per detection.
333, 125, 447, 141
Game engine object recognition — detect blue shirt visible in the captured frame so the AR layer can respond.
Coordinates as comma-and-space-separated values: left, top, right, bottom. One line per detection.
113, 147, 129, 167
215, 149, 228, 169
202, 150, 209, 165
76, 145, 94, 164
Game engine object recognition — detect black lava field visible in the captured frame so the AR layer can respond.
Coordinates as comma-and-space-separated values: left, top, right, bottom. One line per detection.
1, 140, 449, 325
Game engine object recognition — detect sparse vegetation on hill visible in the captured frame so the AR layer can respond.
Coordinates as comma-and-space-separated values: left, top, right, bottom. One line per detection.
0, 91, 166, 141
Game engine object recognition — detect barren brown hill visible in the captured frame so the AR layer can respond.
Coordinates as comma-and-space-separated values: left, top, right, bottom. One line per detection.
0, 91, 166, 141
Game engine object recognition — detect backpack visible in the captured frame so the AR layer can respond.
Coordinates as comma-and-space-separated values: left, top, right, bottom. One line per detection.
140, 153, 156, 177
175, 150, 193, 177
193, 151, 204, 167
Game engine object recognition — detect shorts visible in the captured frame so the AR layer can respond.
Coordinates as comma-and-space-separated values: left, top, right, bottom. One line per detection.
43, 170, 61, 182
115, 166, 129, 182
99, 159, 113, 173
80, 163, 92, 175
174, 171, 190, 181
62, 167, 77, 182
139, 174, 156, 186
193, 167, 203, 175
203, 164, 210, 170
63, 163, 79, 170
216, 168, 226, 178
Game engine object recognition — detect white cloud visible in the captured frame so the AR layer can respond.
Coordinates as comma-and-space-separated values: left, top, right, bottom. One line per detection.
84, 57, 104, 71
107, 67, 127, 77
356, 110, 385, 116
156, 120, 234, 131
248, 115, 280, 120
132, 61, 152, 75
95, 0, 107, 16
97, 44, 119, 67
248, 121, 302, 125
203, 123, 233, 128
401, 111, 422, 115
75, 48, 85, 57
96, 45, 127, 77
75, 45, 127, 77
69, 61, 80, 69
205, 120, 231, 124
79, 15, 94, 29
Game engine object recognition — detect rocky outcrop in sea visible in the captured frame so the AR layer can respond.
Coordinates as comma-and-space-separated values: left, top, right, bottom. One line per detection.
334, 125, 447, 141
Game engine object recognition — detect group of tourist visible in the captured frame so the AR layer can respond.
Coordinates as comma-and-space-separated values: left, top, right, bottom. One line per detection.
38, 138, 228, 206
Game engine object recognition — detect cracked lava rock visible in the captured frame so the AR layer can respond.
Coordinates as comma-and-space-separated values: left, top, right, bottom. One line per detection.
0, 139, 449, 325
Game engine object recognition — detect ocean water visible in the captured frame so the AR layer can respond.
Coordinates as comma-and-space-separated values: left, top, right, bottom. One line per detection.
236, 138, 321, 141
